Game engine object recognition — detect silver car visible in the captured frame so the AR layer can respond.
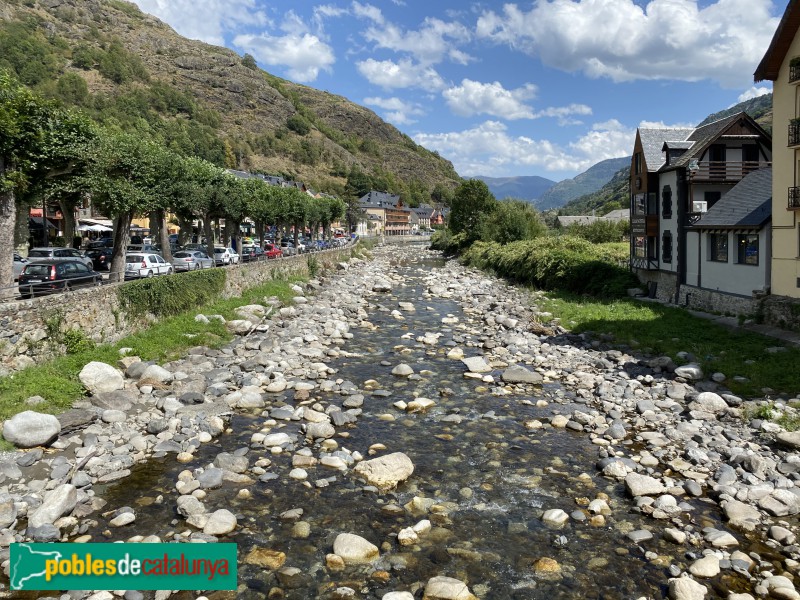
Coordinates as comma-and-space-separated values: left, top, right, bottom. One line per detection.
13, 253, 28, 281
172, 250, 214, 271
27, 247, 93, 269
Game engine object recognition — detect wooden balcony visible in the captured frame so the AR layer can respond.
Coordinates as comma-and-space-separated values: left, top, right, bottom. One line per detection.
790, 186, 800, 210
790, 122, 800, 147
689, 161, 770, 183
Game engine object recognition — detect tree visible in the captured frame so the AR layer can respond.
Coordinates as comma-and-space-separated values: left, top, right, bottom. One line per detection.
242, 53, 258, 70
83, 131, 168, 280
449, 179, 497, 238
431, 182, 454, 207
0, 72, 73, 289
479, 199, 546, 244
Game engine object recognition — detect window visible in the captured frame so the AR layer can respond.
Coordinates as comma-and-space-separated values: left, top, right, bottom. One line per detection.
634, 236, 646, 258
662, 185, 672, 218
647, 192, 657, 215
709, 233, 728, 262
634, 194, 646, 215
737, 234, 759, 265
661, 231, 672, 263
634, 153, 642, 174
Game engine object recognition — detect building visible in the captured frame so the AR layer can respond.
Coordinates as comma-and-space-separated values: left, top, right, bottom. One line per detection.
630, 113, 772, 305
412, 205, 434, 231
755, 0, 800, 298
684, 168, 772, 314
358, 191, 411, 236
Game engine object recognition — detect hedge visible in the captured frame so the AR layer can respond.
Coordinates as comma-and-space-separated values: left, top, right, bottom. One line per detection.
116, 268, 227, 318
460, 236, 638, 297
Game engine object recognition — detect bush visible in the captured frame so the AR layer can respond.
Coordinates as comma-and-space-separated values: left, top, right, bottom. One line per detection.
287, 114, 311, 136
459, 236, 638, 298
565, 219, 629, 244
117, 268, 226, 318
479, 200, 546, 244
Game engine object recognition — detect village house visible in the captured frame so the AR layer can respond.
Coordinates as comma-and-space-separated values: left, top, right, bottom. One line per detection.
358, 191, 411, 236
629, 113, 772, 313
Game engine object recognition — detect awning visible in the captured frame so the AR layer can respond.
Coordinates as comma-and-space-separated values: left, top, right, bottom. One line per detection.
79, 218, 113, 228
29, 217, 57, 230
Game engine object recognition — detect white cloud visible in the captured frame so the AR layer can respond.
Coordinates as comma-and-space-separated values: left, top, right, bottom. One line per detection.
533, 103, 593, 125
737, 86, 772, 102
443, 80, 537, 119
639, 120, 697, 129
364, 96, 425, 125
475, 0, 780, 88
353, 3, 470, 66
131, 0, 268, 46
356, 58, 445, 90
233, 32, 335, 82
414, 120, 633, 177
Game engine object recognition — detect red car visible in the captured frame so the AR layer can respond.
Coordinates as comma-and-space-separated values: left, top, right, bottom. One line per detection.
264, 243, 283, 259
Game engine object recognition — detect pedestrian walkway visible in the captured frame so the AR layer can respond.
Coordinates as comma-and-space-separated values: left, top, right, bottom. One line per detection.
635, 297, 800, 346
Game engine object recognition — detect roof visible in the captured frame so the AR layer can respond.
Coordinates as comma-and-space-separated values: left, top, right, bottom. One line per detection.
557, 215, 600, 227
412, 207, 433, 217
755, 0, 800, 81
638, 128, 693, 172
359, 191, 400, 205
693, 168, 772, 229
603, 208, 630, 221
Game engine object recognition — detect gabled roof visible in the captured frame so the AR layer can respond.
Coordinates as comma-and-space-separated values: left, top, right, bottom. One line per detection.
359, 191, 400, 205
693, 168, 772, 229
638, 128, 693, 172
603, 208, 630, 221
755, 0, 800, 81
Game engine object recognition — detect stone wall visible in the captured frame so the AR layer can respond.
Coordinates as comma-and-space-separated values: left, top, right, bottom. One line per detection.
759, 294, 800, 332
677, 285, 755, 317
0, 248, 353, 374
634, 270, 678, 304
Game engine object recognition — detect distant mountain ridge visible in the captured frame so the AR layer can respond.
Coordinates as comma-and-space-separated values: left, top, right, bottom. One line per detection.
536, 157, 631, 210
474, 175, 556, 203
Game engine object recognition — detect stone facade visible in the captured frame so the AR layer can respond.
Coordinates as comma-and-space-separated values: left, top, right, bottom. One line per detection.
0, 248, 352, 375
677, 285, 756, 317
634, 270, 679, 304
759, 294, 800, 333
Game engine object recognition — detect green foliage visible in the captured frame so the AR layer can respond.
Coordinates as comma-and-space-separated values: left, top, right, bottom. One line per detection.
559, 166, 629, 217
287, 114, 311, 136
449, 179, 497, 238
117, 267, 226, 318
54, 73, 89, 106
97, 40, 149, 84
460, 236, 637, 297
479, 199, 546, 244
242, 53, 258, 70
565, 219, 630, 244
0, 17, 63, 87
307, 254, 320, 278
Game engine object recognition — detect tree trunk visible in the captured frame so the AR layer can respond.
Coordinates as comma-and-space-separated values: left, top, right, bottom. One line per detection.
156, 209, 172, 263
255, 221, 264, 247
148, 211, 159, 242
109, 211, 133, 283
177, 214, 191, 246
59, 197, 77, 247
0, 159, 17, 294
293, 221, 299, 252
230, 220, 241, 255
204, 216, 215, 265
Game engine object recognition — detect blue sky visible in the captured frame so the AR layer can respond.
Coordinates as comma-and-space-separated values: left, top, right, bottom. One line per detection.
131, 0, 781, 182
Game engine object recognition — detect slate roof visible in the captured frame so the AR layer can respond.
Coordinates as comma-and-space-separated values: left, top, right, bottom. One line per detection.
360, 191, 400, 205
693, 168, 772, 229
638, 128, 693, 172
669, 113, 744, 169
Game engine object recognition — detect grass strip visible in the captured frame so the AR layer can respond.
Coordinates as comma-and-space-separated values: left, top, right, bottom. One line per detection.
542, 291, 800, 398
0, 278, 302, 422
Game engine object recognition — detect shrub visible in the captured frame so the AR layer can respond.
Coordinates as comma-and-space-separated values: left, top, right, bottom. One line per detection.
287, 114, 311, 136
565, 219, 629, 244
117, 268, 226, 318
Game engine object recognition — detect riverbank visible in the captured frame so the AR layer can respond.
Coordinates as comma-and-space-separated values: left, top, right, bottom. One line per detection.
0, 245, 799, 600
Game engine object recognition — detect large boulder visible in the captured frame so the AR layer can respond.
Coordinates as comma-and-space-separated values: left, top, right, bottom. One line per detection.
353, 452, 414, 491
203, 509, 237, 536
333, 533, 379, 565
28, 484, 77, 528
461, 356, 491, 374
502, 365, 543, 384
79, 362, 124, 394
139, 364, 174, 385
2, 411, 61, 448
422, 576, 478, 600
625, 473, 666, 497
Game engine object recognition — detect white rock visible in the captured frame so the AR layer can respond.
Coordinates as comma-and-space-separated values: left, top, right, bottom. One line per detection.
668, 576, 707, 600
422, 576, 478, 600
333, 533, 379, 564
203, 509, 237, 535
391, 364, 414, 377
79, 362, 124, 393
625, 473, 666, 497
353, 452, 414, 491
461, 356, 491, 374
140, 364, 174, 384
29, 484, 77, 528
542, 509, 569, 528
2, 411, 61, 448
689, 555, 720, 578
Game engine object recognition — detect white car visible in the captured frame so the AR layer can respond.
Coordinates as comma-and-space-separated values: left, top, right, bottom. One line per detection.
125, 253, 173, 279
213, 247, 240, 265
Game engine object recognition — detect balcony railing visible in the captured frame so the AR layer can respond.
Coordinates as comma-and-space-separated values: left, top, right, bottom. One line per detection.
688, 161, 770, 183
790, 122, 800, 147
790, 186, 800, 209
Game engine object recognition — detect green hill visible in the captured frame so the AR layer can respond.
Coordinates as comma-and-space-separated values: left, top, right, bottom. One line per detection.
0, 0, 461, 202
536, 157, 630, 210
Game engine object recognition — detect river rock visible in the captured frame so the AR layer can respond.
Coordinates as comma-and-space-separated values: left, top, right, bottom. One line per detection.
688, 392, 727, 414
776, 431, 800, 449
2, 411, 61, 448
353, 452, 414, 490
306, 422, 335, 439
0, 496, 17, 529
391, 364, 414, 377
333, 533, 379, 564
28, 484, 77, 528
203, 509, 237, 535
625, 473, 666, 497
79, 361, 124, 393
542, 509, 569, 527
383, 593, 414, 600
502, 365, 543, 384
139, 364, 174, 384
422, 576, 478, 600
244, 548, 286, 569
373, 280, 392, 292
461, 356, 491, 374
689, 555, 720, 578
668, 576, 707, 600
674, 364, 703, 381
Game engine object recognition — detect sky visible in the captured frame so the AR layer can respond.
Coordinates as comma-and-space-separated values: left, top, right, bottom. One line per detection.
130, 0, 782, 182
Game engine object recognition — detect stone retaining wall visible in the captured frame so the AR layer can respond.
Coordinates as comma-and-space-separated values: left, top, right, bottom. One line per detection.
759, 294, 800, 333
677, 285, 756, 317
0, 248, 353, 374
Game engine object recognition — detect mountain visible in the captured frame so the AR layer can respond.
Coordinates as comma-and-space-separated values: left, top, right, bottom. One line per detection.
558, 96, 775, 217
0, 0, 461, 201
535, 157, 631, 210
474, 175, 556, 203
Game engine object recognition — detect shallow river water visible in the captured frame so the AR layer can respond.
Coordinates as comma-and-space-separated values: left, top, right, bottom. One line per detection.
76, 252, 770, 600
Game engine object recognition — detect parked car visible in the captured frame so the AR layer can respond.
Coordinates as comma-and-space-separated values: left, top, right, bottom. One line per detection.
18, 259, 101, 298
87, 238, 114, 249
240, 246, 265, 262
213, 247, 239, 266
263, 243, 283, 259
27, 247, 93, 269
172, 250, 214, 271
85, 247, 114, 271
279, 240, 297, 256
183, 243, 207, 252
13, 253, 27, 281
127, 244, 161, 254
125, 253, 173, 279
